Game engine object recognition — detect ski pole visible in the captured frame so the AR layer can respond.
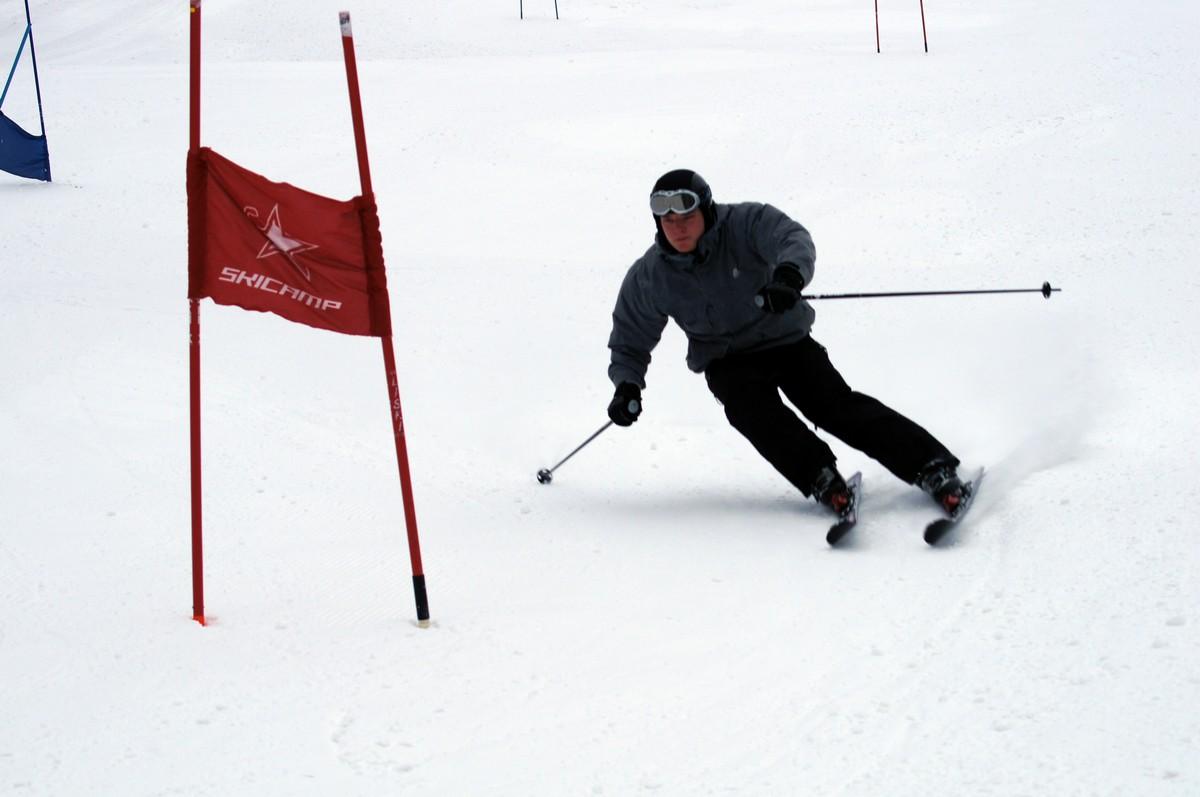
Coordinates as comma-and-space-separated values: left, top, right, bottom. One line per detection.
795, 281, 1061, 302
537, 420, 617, 484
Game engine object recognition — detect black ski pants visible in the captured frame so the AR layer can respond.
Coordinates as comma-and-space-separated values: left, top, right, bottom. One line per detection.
704, 335, 957, 496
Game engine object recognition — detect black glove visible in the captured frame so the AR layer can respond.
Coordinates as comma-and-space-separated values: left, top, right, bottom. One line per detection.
755, 265, 806, 313
607, 382, 643, 426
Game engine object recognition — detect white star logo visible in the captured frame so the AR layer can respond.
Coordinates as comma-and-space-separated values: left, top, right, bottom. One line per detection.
244, 204, 319, 281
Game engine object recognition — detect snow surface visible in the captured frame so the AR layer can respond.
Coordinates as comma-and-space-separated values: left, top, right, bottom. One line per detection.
2, 0, 1199, 794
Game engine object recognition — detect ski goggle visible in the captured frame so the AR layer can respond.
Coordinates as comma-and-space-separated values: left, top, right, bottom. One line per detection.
649, 189, 702, 217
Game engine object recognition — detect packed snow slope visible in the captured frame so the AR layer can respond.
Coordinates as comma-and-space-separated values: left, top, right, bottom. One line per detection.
2, 1, 1198, 794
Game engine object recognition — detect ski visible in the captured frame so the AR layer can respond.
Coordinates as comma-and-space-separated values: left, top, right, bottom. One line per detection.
923, 467, 986, 545
825, 471, 862, 546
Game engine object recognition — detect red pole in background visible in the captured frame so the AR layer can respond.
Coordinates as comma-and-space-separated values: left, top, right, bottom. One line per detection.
340, 11, 430, 627
875, 0, 881, 53
189, 301, 204, 626
919, 0, 929, 53
188, 0, 206, 626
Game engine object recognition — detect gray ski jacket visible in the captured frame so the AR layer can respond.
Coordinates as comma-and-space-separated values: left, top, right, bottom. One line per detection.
608, 201, 817, 388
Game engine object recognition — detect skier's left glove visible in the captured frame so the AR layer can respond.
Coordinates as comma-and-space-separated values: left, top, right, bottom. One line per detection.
755, 265, 805, 313
607, 382, 643, 427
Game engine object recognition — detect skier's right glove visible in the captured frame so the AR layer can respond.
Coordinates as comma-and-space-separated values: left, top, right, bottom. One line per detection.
607, 382, 643, 427
755, 265, 806, 313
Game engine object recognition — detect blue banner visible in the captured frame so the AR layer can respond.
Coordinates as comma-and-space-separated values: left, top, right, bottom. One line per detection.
0, 109, 50, 181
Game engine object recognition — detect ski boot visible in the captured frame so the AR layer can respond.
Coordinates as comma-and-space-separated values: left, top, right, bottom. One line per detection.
917, 459, 967, 517
811, 465, 853, 516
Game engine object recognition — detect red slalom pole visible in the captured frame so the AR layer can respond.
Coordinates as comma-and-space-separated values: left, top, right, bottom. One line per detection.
875, 0, 881, 53
189, 299, 204, 626
188, 0, 206, 626
340, 11, 430, 627
919, 0, 929, 53
380, 341, 430, 626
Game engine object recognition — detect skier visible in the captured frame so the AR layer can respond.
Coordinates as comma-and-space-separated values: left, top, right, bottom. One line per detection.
606, 169, 966, 517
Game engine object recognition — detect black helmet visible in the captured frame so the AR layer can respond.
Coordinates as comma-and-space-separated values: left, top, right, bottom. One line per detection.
650, 169, 716, 234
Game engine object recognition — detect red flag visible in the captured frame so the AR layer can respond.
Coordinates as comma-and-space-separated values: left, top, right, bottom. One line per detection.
187, 147, 392, 337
